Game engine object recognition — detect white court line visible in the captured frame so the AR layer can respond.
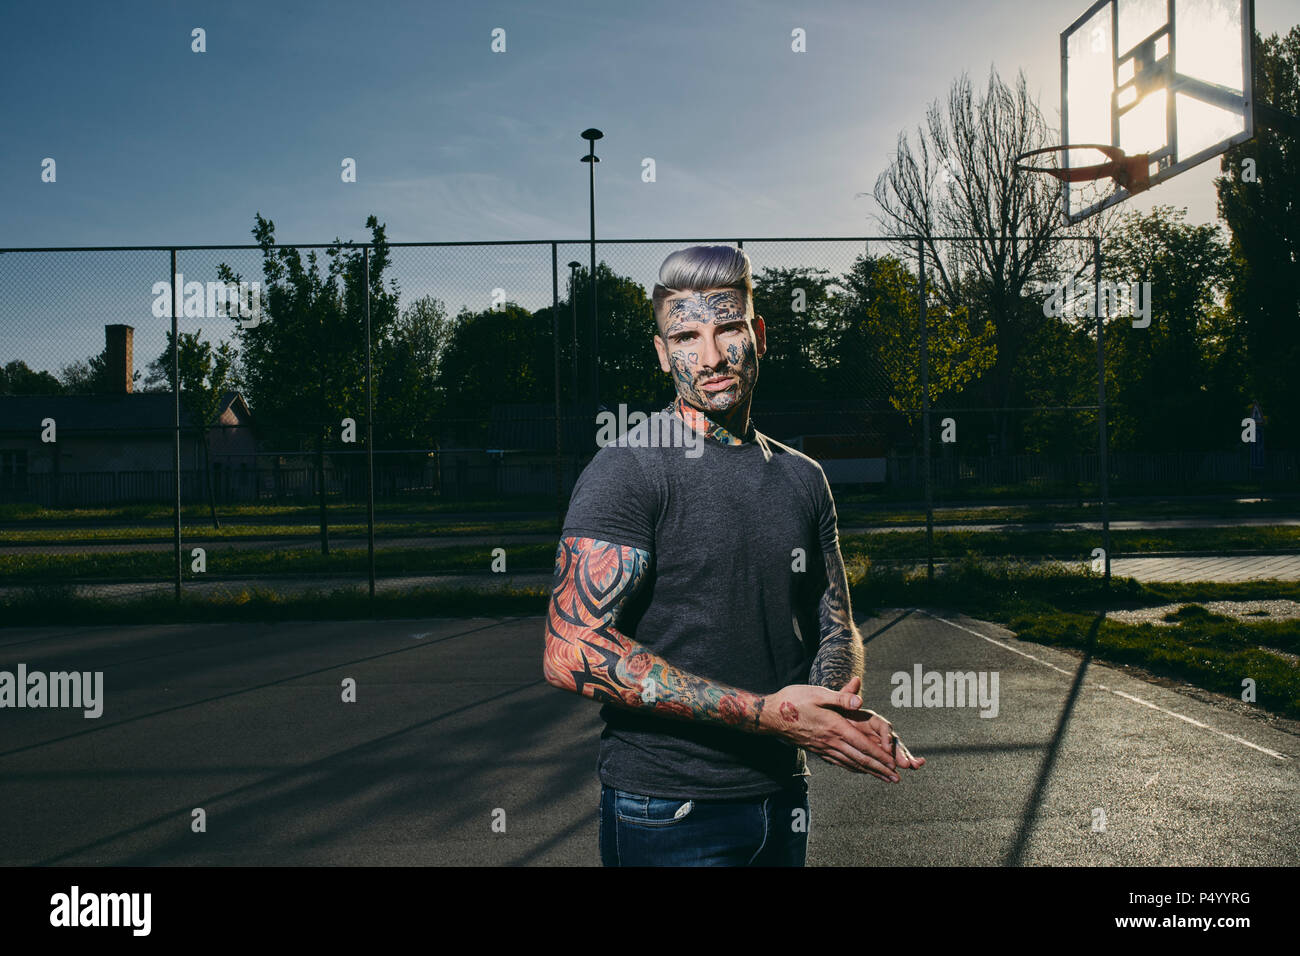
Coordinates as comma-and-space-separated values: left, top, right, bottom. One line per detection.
917, 609, 1290, 762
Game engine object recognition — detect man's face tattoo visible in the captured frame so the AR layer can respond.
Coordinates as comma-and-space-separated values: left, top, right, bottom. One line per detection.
659, 290, 760, 415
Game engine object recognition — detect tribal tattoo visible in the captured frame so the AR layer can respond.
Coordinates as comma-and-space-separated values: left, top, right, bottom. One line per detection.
543, 536, 767, 729
807, 546, 864, 690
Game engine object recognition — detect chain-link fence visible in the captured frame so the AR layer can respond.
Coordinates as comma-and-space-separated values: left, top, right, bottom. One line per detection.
1, 236, 1293, 606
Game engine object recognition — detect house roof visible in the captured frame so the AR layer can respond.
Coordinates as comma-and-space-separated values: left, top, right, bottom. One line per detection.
0, 390, 251, 438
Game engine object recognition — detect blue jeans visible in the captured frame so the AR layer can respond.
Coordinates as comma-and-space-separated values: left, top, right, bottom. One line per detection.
599, 782, 809, 866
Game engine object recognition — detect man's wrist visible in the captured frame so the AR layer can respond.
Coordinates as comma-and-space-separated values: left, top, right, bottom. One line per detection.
753, 693, 781, 736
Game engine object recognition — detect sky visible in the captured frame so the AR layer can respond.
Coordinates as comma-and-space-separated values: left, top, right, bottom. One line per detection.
2, 0, 1297, 372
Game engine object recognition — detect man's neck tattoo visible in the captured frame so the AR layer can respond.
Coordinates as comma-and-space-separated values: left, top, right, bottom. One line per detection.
671, 396, 754, 445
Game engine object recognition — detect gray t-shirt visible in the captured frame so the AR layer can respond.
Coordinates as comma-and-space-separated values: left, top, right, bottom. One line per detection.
560, 407, 839, 799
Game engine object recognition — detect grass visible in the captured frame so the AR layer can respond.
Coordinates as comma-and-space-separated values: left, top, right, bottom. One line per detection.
0, 495, 560, 524
837, 496, 1300, 526
4, 487, 1295, 531
1, 524, 1296, 584
0, 517, 552, 545
4, 493, 1294, 555
832, 478, 1290, 505
4, 507, 1292, 546
0, 542, 559, 583
0, 581, 550, 627
839, 527, 1300, 559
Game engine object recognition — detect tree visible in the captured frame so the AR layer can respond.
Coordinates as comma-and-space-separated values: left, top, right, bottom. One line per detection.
144, 330, 237, 528
429, 262, 665, 463
58, 349, 139, 394
225, 213, 398, 554
0, 360, 63, 395
1216, 27, 1300, 447
871, 67, 1111, 452
1102, 206, 1236, 453
559, 261, 665, 411
434, 302, 552, 446
1015, 308, 1096, 465
751, 266, 841, 399
837, 254, 996, 425
374, 294, 451, 448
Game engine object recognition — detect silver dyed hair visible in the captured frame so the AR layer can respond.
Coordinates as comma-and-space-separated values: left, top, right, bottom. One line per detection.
651, 245, 754, 331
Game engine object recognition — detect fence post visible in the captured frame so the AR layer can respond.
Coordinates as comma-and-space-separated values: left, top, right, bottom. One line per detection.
171, 249, 182, 603
317, 301, 329, 557
364, 247, 376, 605
551, 243, 564, 533
1094, 234, 1111, 586
918, 238, 933, 583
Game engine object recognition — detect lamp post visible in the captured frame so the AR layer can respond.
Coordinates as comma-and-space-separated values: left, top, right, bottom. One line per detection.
580, 128, 602, 414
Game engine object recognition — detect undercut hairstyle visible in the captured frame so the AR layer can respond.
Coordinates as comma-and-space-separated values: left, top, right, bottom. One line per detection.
651, 245, 755, 332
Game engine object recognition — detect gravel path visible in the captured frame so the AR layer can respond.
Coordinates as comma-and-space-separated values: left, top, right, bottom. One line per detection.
1105, 599, 1300, 626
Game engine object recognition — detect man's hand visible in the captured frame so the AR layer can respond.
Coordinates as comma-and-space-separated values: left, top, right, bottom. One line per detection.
758, 682, 901, 782
835, 676, 926, 774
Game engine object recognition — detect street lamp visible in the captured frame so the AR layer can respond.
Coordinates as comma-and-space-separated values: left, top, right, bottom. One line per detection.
580, 128, 602, 413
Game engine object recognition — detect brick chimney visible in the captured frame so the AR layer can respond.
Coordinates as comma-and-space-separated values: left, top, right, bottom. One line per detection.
105, 324, 134, 394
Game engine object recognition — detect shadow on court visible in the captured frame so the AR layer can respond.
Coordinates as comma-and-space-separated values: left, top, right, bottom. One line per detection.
0, 608, 1295, 866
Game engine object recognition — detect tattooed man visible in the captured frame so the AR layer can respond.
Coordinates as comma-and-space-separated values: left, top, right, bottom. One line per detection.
543, 245, 923, 866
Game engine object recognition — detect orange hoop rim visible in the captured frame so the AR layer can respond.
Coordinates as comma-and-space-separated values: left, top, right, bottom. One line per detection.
1013, 144, 1150, 192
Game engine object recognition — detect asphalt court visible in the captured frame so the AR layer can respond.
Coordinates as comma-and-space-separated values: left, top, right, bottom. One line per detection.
0, 608, 1295, 866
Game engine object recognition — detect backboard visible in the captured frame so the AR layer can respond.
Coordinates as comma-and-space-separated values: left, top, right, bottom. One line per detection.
1061, 0, 1255, 222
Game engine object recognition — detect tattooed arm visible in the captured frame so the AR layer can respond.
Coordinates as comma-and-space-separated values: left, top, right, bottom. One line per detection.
805, 543, 927, 777
543, 535, 901, 777
807, 544, 864, 690
543, 535, 768, 729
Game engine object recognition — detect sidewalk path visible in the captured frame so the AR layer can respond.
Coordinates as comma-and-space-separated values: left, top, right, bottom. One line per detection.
1107, 554, 1300, 583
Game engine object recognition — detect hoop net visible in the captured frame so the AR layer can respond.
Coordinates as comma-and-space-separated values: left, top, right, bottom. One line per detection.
1013, 145, 1151, 223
